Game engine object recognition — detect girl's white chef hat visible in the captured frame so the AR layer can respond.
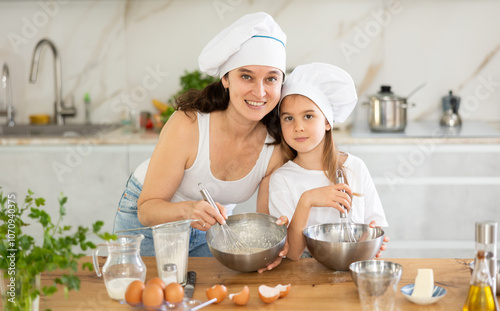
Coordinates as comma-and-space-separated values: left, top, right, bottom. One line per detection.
198, 12, 286, 78
281, 62, 358, 125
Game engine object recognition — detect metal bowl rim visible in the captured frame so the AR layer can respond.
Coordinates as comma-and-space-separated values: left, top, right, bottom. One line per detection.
206, 213, 287, 254
303, 223, 385, 243
349, 260, 403, 273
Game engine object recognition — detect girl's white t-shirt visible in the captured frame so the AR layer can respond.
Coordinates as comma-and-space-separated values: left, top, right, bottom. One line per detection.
268, 153, 388, 227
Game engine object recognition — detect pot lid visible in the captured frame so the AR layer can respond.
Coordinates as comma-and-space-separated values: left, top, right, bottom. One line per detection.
369, 85, 406, 101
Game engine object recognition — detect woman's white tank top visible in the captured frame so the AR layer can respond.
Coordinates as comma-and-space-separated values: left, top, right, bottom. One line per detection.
133, 112, 275, 215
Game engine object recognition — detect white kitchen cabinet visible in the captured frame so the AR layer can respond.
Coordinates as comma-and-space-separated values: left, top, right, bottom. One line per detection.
0, 145, 129, 248
340, 144, 500, 258
127, 144, 155, 175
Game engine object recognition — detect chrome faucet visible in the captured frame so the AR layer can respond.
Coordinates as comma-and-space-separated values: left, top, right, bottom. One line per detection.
29, 38, 75, 125
0, 63, 15, 127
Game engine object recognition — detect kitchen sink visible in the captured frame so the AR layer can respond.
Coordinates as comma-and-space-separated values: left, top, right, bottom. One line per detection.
0, 123, 122, 137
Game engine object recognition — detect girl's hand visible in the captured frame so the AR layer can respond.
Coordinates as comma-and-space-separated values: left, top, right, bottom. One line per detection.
258, 215, 289, 273
303, 184, 353, 213
369, 220, 389, 258
190, 200, 228, 231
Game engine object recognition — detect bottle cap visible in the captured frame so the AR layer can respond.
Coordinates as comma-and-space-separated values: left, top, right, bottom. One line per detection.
475, 221, 497, 245
162, 263, 177, 272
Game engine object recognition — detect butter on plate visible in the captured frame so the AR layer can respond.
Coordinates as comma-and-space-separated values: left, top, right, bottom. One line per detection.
412, 269, 434, 297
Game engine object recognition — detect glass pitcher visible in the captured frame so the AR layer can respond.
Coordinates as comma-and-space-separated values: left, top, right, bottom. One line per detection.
92, 234, 146, 301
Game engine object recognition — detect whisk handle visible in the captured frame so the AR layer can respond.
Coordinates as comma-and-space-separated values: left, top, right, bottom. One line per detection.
335, 170, 348, 216
198, 183, 222, 217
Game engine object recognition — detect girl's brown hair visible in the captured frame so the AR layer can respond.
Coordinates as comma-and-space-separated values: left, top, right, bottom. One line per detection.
175, 76, 282, 144
322, 130, 347, 185
279, 129, 347, 185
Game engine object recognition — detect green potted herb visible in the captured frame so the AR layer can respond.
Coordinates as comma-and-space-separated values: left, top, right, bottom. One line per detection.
164, 70, 218, 120
151, 70, 218, 130
168, 69, 219, 104
0, 189, 116, 311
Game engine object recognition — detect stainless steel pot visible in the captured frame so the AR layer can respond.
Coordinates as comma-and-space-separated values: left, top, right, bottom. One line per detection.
367, 85, 414, 132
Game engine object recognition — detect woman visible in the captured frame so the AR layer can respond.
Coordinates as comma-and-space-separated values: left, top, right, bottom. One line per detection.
113, 12, 287, 260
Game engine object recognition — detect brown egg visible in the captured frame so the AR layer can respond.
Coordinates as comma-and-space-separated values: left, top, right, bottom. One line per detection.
229, 285, 250, 306
206, 284, 227, 303
165, 282, 184, 303
125, 280, 145, 305
258, 285, 280, 304
275, 284, 291, 298
147, 277, 166, 291
142, 283, 164, 308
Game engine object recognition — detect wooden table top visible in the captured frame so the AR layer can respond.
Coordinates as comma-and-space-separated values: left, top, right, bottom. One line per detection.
39, 256, 474, 310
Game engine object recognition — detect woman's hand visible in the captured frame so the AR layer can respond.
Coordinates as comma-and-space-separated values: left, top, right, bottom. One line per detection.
190, 200, 228, 231
258, 215, 289, 273
369, 220, 389, 258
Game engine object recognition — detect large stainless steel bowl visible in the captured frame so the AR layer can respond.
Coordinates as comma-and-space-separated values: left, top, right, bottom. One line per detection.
206, 213, 287, 272
349, 260, 403, 287
303, 223, 384, 271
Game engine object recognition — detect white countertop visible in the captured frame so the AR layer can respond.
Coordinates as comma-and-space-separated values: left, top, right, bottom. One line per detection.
0, 127, 160, 146
1, 122, 500, 146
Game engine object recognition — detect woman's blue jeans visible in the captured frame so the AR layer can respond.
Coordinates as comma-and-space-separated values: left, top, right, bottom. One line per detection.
113, 174, 212, 257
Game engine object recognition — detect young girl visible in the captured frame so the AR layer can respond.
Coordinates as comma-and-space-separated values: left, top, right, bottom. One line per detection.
268, 62, 388, 260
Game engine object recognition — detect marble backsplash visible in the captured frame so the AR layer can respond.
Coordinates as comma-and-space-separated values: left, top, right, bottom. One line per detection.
0, 0, 499, 127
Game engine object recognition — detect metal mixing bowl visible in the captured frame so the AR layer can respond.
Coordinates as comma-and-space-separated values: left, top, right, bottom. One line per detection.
206, 213, 287, 272
303, 223, 385, 271
349, 260, 403, 287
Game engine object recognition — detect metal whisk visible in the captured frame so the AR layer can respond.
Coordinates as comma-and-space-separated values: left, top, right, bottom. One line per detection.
336, 170, 357, 243
198, 183, 253, 254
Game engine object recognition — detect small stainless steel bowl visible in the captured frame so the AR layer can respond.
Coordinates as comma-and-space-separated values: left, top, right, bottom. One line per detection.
206, 213, 286, 272
303, 223, 384, 271
350, 260, 403, 287
469, 259, 500, 294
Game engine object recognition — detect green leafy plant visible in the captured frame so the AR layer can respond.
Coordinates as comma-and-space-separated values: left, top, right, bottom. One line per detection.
160, 105, 176, 124
160, 70, 218, 124
0, 189, 116, 311
167, 69, 219, 104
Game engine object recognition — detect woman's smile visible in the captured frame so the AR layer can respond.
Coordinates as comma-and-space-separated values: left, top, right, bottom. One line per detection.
245, 100, 266, 107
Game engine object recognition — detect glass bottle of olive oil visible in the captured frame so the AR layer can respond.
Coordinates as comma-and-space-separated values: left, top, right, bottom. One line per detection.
463, 250, 497, 311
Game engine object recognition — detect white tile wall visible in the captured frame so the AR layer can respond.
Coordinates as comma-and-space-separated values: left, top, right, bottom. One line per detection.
0, 0, 499, 126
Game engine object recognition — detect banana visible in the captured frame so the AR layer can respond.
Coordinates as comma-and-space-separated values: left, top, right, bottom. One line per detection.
152, 99, 169, 112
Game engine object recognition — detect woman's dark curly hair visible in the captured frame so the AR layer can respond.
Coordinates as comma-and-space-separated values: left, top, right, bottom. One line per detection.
174, 76, 282, 144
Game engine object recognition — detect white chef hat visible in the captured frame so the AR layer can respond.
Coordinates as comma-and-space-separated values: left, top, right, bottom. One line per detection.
281, 62, 358, 125
198, 12, 286, 78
